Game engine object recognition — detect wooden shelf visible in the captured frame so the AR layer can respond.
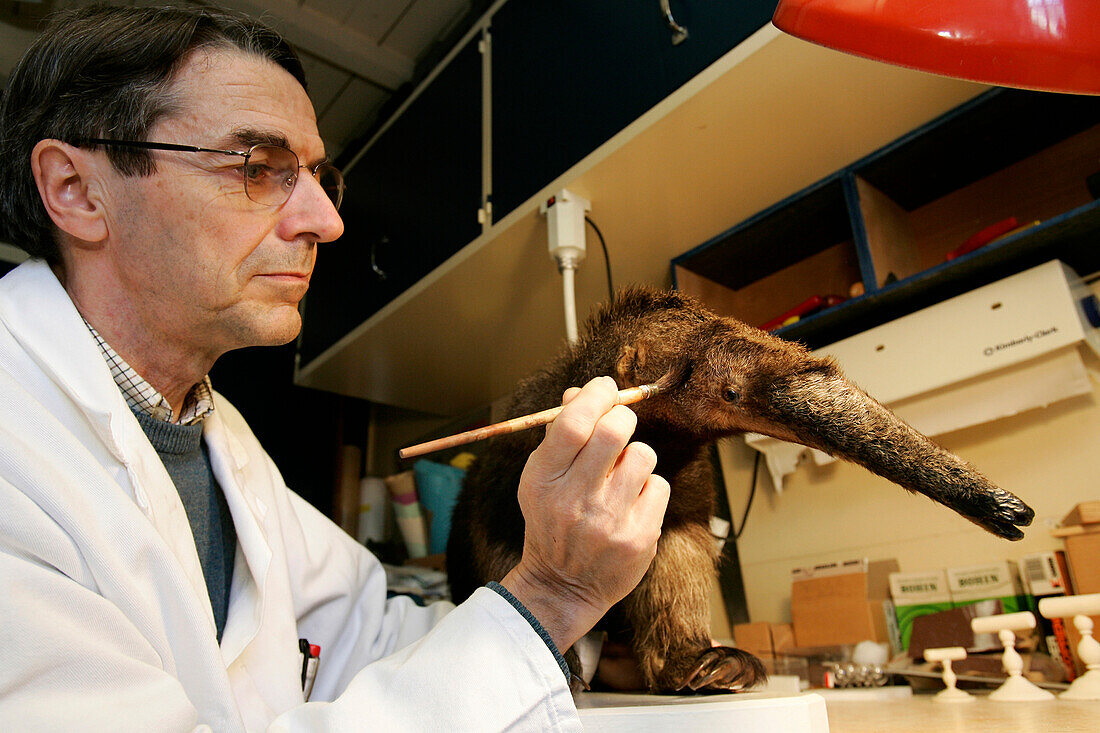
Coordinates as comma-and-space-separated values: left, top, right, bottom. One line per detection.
776, 199, 1100, 349
674, 84, 1100, 351
673, 175, 860, 329
294, 25, 986, 415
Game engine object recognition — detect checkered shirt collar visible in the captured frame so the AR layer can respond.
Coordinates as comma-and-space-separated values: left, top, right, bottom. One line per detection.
82, 317, 214, 425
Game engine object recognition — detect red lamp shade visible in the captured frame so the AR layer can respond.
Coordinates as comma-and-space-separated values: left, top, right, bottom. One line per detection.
772, 0, 1100, 94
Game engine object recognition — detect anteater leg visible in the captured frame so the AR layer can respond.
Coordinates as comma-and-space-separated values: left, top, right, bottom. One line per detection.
622, 523, 766, 692
471, 535, 522, 585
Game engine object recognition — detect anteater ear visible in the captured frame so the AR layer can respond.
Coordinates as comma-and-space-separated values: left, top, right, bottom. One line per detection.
615, 342, 647, 386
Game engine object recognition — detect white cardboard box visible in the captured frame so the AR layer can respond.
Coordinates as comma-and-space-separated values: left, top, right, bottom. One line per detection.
1017, 552, 1068, 597
747, 260, 1099, 488
946, 561, 1025, 605
814, 260, 1099, 404
888, 569, 953, 651
888, 570, 952, 605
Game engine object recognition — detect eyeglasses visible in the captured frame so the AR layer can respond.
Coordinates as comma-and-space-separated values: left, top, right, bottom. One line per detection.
78, 138, 345, 211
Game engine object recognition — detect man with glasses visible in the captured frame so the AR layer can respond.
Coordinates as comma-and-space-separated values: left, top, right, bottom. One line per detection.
0, 4, 668, 731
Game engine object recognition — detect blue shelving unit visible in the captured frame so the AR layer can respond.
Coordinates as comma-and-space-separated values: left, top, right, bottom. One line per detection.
672, 88, 1100, 349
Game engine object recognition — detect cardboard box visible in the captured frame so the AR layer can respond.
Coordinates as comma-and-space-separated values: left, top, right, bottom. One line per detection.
770, 623, 795, 655
1063, 526, 1100, 675
883, 599, 900, 653
1061, 501, 1100, 528
1065, 528, 1100, 594
947, 561, 1029, 611
733, 622, 796, 660
889, 569, 953, 651
1017, 552, 1075, 679
733, 622, 773, 659
819, 260, 1100, 404
947, 561, 1032, 655
1017, 552, 1068, 597
747, 260, 1099, 489
908, 599, 1009, 658
790, 559, 899, 648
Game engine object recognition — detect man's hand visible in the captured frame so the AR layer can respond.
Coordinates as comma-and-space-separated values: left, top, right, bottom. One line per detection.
499, 376, 670, 653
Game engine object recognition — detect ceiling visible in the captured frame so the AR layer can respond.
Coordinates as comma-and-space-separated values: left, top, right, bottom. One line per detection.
0, 0, 480, 164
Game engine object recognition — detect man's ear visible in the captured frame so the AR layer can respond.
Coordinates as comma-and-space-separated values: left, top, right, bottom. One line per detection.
30, 139, 109, 244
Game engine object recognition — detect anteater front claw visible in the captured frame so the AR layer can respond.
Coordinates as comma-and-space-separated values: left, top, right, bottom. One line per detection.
984, 519, 1025, 541
956, 486, 1034, 539
677, 646, 767, 693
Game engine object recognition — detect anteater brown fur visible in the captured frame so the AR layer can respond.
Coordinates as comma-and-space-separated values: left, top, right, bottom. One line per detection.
447, 285, 1034, 693
448, 287, 772, 692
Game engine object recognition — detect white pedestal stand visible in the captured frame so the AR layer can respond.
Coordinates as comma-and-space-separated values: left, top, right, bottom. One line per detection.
925, 647, 973, 703
970, 611, 1055, 702
1038, 592, 1100, 700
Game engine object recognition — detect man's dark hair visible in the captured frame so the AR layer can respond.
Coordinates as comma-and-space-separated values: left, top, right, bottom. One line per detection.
0, 3, 306, 262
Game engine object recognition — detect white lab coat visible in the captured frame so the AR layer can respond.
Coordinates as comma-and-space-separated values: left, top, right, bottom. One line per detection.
0, 260, 579, 732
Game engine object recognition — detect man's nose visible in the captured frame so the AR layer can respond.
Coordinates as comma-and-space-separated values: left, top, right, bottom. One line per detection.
281, 173, 345, 244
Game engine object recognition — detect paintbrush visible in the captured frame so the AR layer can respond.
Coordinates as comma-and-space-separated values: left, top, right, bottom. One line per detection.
398, 377, 671, 459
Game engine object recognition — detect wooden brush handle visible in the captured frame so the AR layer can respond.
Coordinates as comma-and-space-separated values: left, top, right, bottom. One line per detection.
399, 383, 659, 459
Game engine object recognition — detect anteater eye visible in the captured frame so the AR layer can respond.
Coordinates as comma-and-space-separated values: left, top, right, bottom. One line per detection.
722, 388, 740, 403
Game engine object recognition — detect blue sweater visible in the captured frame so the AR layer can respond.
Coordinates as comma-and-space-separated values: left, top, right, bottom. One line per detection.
132, 409, 237, 641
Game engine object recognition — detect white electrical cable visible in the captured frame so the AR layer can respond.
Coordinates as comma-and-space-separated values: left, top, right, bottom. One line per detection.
561, 262, 579, 344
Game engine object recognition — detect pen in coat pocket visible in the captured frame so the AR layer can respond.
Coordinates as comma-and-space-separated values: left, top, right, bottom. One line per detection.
299, 639, 320, 701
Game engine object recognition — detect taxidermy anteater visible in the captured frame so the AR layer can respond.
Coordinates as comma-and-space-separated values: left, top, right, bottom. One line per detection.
447, 286, 1035, 693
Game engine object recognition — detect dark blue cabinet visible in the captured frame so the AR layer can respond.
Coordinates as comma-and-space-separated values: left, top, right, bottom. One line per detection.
673, 89, 1100, 350
298, 0, 778, 368
491, 0, 775, 220
299, 36, 483, 365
